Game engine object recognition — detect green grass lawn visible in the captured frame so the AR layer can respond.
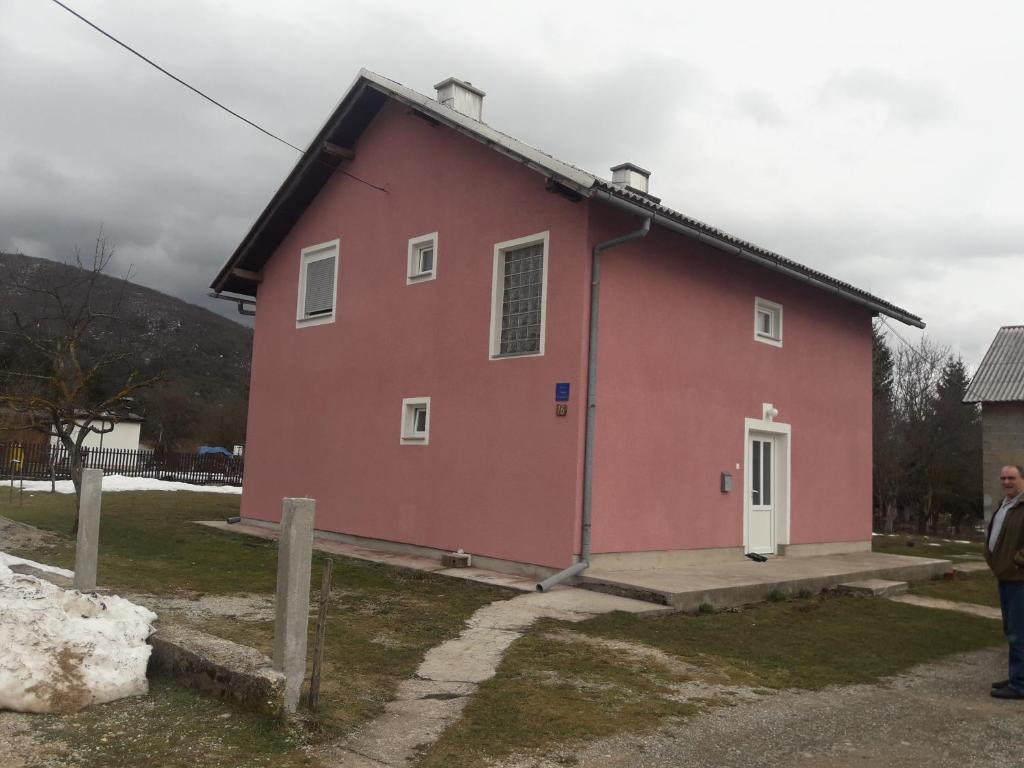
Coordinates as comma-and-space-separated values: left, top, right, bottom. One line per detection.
1, 490, 512, 765
1, 491, 1009, 768
872, 533, 985, 560
33, 678, 314, 768
422, 593, 1004, 768
910, 572, 1001, 608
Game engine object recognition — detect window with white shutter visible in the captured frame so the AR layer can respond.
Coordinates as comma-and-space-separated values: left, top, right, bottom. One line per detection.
296, 240, 339, 327
489, 232, 549, 358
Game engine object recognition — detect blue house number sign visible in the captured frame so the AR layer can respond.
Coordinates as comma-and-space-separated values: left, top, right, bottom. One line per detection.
555, 383, 570, 402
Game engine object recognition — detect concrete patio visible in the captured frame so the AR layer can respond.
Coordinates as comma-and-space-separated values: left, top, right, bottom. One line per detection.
203, 521, 955, 613
579, 551, 953, 611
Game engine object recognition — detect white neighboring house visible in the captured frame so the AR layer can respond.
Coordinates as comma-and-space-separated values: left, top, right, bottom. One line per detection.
49, 413, 144, 453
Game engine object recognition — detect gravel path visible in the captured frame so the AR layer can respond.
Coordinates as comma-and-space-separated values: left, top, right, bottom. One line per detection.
496, 647, 1022, 768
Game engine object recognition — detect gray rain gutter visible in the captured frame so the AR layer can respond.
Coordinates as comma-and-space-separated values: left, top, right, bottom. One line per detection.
536, 215, 652, 592
591, 189, 925, 329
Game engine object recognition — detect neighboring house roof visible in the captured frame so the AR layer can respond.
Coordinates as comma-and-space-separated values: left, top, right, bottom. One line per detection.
212, 69, 923, 328
964, 325, 1024, 403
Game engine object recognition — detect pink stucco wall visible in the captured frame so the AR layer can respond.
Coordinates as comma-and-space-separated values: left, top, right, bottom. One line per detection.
241, 96, 876, 569
588, 211, 874, 553
241, 101, 591, 569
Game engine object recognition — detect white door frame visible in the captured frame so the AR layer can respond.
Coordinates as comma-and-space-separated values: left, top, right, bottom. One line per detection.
743, 416, 791, 554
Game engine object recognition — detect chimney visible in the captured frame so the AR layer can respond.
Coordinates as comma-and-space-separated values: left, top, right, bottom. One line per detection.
610, 163, 652, 194
434, 77, 485, 121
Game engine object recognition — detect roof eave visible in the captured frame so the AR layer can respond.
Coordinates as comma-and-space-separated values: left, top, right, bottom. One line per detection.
591, 186, 924, 329
211, 70, 596, 297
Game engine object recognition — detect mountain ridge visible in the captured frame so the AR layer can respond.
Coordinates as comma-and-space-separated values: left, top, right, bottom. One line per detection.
0, 252, 252, 449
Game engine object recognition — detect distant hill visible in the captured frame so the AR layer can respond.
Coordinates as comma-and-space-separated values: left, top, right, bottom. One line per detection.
0, 252, 252, 449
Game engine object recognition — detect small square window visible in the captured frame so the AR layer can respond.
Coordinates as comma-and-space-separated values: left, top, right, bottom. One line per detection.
296, 240, 339, 327
400, 397, 431, 445
754, 298, 783, 347
407, 233, 438, 284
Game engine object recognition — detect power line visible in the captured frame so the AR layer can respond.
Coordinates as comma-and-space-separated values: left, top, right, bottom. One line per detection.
49, 0, 388, 193
50, 0, 303, 151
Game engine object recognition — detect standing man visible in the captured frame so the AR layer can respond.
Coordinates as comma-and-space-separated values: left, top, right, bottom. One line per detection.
986, 465, 1024, 699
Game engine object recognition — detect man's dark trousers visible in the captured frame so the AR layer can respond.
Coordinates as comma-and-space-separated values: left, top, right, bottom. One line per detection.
999, 580, 1024, 692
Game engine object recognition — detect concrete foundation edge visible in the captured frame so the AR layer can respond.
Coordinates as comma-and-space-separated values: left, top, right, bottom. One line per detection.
241, 517, 560, 582
579, 558, 952, 612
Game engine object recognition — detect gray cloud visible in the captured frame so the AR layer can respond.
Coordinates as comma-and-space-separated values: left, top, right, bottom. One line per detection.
1, 0, 1021, 364
735, 90, 786, 127
820, 68, 952, 126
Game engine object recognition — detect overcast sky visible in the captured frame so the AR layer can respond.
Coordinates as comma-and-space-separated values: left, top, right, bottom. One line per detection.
2, 0, 1021, 368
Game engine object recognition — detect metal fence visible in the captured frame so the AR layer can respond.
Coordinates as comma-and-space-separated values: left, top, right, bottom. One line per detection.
0, 441, 244, 486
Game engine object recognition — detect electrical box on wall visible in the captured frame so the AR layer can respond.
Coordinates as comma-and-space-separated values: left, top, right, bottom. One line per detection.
720, 472, 733, 493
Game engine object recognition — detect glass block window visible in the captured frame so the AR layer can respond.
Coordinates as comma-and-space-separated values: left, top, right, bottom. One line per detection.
498, 243, 545, 355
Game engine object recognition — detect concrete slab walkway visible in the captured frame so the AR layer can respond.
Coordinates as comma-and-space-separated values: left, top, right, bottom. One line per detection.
317, 588, 663, 767
888, 594, 1002, 620
581, 551, 951, 610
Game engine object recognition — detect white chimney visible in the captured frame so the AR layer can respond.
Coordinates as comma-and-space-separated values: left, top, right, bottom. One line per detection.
434, 77, 485, 121
610, 163, 651, 194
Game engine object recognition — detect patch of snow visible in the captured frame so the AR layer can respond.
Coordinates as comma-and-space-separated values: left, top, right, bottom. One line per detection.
954, 540, 971, 545
15, 475, 241, 495
0, 555, 157, 714
0, 553, 73, 578
925, 543, 941, 547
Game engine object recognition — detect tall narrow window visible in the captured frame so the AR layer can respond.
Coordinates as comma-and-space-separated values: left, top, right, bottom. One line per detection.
490, 232, 549, 358
297, 240, 339, 327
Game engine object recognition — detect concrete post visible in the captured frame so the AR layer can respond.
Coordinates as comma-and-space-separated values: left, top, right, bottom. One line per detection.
273, 497, 315, 714
73, 469, 103, 592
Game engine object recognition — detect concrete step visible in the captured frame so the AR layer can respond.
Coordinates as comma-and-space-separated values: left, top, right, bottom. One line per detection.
837, 579, 908, 597
577, 553, 950, 611
950, 562, 990, 575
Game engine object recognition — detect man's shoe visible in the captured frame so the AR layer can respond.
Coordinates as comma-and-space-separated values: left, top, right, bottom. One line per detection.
992, 679, 1010, 690
990, 685, 1024, 700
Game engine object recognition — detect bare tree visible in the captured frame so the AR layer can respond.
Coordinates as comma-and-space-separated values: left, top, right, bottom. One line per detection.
0, 235, 159, 531
891, 335, 949, 533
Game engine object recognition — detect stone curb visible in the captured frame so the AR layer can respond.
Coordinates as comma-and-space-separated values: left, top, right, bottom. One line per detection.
147, 624, 285, 719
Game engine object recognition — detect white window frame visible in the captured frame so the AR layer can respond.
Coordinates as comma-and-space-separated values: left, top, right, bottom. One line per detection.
400, 397, 431, 445
754, 297, 783, 347
488, 230, 550, 360
296, 239, 340, 328
406, 232, 438, 284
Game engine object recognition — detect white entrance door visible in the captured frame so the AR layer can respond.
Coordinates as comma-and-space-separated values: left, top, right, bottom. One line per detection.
748, 435, 776, 554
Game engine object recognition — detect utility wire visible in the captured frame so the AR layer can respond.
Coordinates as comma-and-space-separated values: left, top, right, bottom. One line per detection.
50, 0, 389, 193
49, 0, 304, 152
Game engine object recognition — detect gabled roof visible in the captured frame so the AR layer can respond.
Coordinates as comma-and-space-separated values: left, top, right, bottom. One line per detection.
964, 326, 1024, 403
211, 69, 923, 328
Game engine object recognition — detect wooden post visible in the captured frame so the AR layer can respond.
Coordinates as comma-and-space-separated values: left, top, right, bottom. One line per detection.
307, 557, 334, 711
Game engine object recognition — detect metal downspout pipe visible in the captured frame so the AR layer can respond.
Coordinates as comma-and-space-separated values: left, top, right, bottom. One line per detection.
537, 215, 652, 592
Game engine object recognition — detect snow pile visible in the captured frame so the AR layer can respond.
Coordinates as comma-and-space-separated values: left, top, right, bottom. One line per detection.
0, 558, 157, 713
14, 475, 242, 494
0, 553, 73, 578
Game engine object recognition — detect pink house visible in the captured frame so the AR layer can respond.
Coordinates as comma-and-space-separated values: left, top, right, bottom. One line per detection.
211, 70, 923, 585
